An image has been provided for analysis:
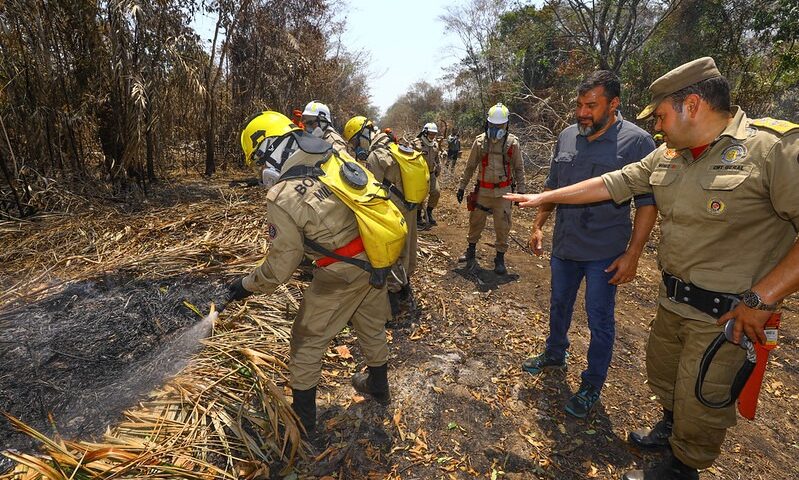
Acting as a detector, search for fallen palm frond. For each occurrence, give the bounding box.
[0,178,452,478]
[1,286,309,479]
[0,180,310,478]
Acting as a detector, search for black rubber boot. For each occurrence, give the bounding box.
[426,207,437,226]
[352,363,390,404]
[621,456,698,480]
[494,251,507,275]
[291,387,317,435]
[387,285,414,328]
[629,409,673,449]
[388,290,402,317]
[458,243,476,263]
[416,209,426,229]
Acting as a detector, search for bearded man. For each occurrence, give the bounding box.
[520,70,658,419]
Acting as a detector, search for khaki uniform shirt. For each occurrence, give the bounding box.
[242,150,366,294]
[459,133,526,197]
[323,127,348,152]
[602,107,799,322]
[413,137,440,176]
[367,133,403,193]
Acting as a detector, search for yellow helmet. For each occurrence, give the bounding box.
[240,111,300,165]
[343,115,373,142]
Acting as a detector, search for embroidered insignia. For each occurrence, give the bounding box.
[267,223,278,240]
[721,144,747,165]
[663,148,678,159]
[710,164,745,172]
[707,199,725,215]
[746,126,758,138]
[656,162,682,170]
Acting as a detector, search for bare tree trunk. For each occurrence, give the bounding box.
[0,147,27,218]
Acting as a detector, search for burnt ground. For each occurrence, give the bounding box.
[0,273,227,471]
[1,165,797,479]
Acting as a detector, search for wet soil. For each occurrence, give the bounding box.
[0,274,225,466]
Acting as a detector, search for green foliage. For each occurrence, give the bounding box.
[386,0,797,149]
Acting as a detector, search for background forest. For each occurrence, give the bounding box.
[1,0,797,218]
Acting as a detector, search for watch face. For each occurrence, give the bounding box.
[742,290,759,308]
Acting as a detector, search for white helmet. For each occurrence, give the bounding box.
[302,100,331,122]
[487,103,509,125]
[422,122,438,134]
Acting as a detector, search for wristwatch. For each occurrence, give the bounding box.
[740,289,779,311]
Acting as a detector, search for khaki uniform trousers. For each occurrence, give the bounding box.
[289,268,390,390]
[424,173,441,210]
[467,191,512,252]
[647,305,746,469]
[387,208,417,293]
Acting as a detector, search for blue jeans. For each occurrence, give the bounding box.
[545,255,618,390]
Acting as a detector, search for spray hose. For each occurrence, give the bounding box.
[695,319,757,409]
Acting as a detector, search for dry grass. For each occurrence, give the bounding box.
[0,180,311,478]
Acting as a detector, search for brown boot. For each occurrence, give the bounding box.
[352,363,390,404]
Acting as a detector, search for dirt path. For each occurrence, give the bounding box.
[1,168,797,480]
[311,163,799,479]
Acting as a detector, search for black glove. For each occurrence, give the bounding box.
[226,277,252,303]
[456,189,465,203]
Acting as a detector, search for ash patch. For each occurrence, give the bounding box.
[0,274,226,459]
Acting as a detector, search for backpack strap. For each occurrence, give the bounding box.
[479,137,513,189]
[278,152,332,181]
[382,178,417,211]
[303,237,390,289]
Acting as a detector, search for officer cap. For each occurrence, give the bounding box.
[637,57,722,120]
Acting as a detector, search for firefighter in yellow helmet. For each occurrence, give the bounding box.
[457,103,526,275]
[344,115,425,321]
[412,122,441,228]
[228,111,392,435]
[301,100,347,152]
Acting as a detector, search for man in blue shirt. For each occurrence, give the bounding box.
[522,71,658,418]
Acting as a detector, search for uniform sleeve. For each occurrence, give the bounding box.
[601,152,657,204]
[511,138,526,193]
[331,135,348,152]
[544,136,561,189]
[242,201,305,294]
[765,132,799,230]
[459,138,481,190]
[366,150,387,183]
[632,134,657,208]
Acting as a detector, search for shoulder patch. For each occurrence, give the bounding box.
[749,118,799,135]
[267,222,278,240]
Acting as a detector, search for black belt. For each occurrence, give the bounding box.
[662,272,740,319]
